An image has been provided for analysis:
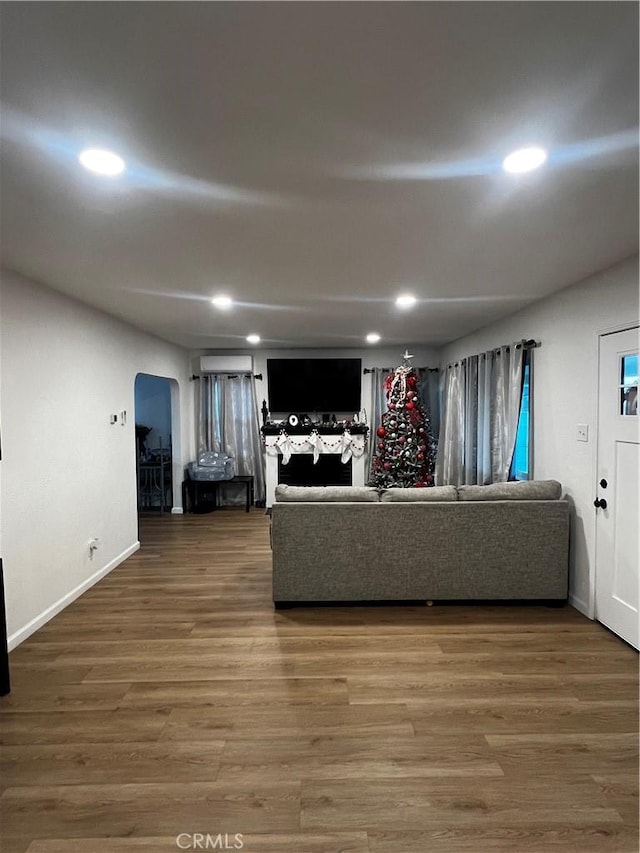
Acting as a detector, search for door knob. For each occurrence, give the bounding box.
[594,498,608,510]
[599,478,608,489]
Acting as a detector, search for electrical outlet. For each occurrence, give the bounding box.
[576,424,589,442]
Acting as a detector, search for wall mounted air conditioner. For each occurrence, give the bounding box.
[199,356,253,374]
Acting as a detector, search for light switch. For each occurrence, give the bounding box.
[576,424,589,442]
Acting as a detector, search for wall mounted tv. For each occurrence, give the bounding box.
[267,358,362,414]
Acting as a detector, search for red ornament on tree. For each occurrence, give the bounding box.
[377,427,386,438]
[406,401,414,410]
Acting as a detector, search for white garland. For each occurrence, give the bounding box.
[388,365,412,408]
[264,430,367,464]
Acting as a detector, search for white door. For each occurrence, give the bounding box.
[595,326,639,649]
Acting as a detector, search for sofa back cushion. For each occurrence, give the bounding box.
[457,479,562,501]
[380,486,458,502]
[274,484,380,502]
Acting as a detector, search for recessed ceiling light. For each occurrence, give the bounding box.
[395,294,416,308]
[211,295,233,309]
[78,148,125,176]
[502,146,547,174]
[246,334,261,344]
[366,333,381,344]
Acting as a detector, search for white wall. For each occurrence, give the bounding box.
[439,255,639,616]
[0,269,194,648]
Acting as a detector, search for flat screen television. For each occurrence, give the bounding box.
[267,358,362,414]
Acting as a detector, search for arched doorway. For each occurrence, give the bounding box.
[134,373,181,514]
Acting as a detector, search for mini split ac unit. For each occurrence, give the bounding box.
[199,356,253,373]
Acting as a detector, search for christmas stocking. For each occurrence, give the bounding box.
[276,431,293,465]
[308,429,323,464]
[340,430,353,464]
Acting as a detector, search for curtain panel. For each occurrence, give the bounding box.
[416,368,441,442]
[435,361,465,486]
[366,368,391,480]
[436,343,527,486]
[198,374,266,504]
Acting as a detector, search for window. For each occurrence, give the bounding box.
[620,353,638,416]
[511,354,531,480]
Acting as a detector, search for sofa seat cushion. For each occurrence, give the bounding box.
[457,479,562,501]
[380,486,458,502]
[274,484,380,502]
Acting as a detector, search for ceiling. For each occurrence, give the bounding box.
[1,2,638,350]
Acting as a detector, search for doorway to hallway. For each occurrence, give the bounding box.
[134,373,173,513]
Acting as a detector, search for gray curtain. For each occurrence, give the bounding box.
[198,374,266,504]
[436,343,525,486]
[435,361,465,485]
[490,345,524,482]
[367,368,391,480]
[416,367,441,441]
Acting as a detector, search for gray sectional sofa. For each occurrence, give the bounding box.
[271,480,569,607]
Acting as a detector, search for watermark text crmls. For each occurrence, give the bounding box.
[176,833,244,850]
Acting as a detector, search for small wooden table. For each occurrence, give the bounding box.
[183,474,254,513]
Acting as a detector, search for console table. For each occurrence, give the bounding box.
[182,474,254,514]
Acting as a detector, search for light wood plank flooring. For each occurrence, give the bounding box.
[1,511,638,852]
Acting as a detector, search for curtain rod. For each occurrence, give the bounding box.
[363,366,438,374]
[446,339,540,369]
[191,373,263,381]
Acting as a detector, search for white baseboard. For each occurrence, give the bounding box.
[568,592,591,619]
[7,541,140,651]
[171,507,183,515]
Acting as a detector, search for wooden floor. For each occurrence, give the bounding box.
[1,511,638,853]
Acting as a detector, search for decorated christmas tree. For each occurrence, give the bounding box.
[369,351,437,488]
